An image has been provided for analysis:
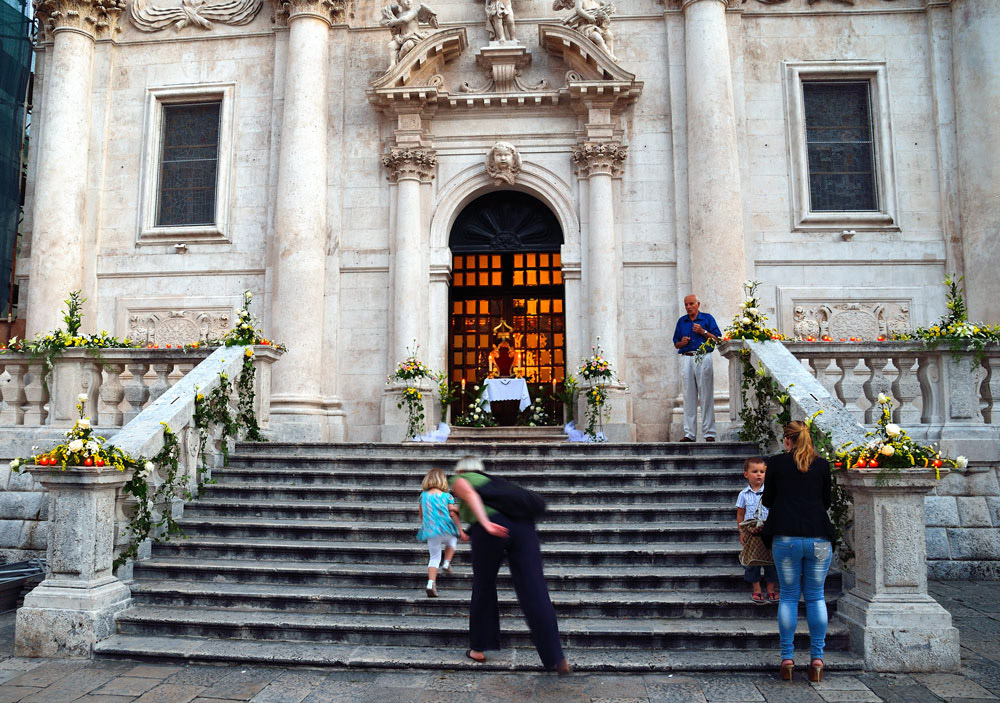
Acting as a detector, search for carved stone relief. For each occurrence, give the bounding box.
[382,148,438,183]
[572,142,627,178]
[128,309,231,346]
[35,0,127,38]
[485,142,521,185]
[552,0,617,62]
[379,0,438,70]
[791,302,910,341]
[129,0,261,32]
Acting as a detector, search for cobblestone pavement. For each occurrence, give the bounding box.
[0,581,998,703]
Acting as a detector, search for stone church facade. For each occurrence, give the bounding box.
[21,0,1000,442]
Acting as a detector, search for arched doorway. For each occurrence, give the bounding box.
[448,191,566,422]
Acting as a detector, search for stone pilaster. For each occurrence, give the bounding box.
[951,0,1000,321]
[26,0,123,336]
[381,148,436,442]
[268,0,342,441]
[15,467,131,657]
[837,469,961,671]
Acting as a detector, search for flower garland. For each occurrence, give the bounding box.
[578,339,621,441]
[398,386,427,439]
[695,280,785,360]
[834,394,966,479]
[892,274,1000,362]
[737,354,791,452]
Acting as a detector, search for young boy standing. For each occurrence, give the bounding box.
[736,457,779,604]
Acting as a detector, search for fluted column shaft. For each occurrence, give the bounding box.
[269,9,332,439]
[26,29,96,336]
[682,0,745,324]
[951,0,1000,320]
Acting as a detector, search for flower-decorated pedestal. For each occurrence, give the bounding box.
[15,465,132,657]
[381,380,437,442]
[837,468,960,672]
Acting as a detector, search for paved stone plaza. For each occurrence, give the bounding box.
[0,580,995,703]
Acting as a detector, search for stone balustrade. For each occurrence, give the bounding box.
[13,344,283,657]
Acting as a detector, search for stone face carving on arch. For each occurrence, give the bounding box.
[429,161,580,253]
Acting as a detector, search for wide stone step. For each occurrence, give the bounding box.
[233,441,759,460]
[223,454,754,475]
[213,465,746,489]
[111,607,852,650]
[153,537,743,567]
[173,517,738,544]
[128,580,840,619]
[197,482,737,505]
[93,636,864,672]
[132,558,844,592]
[446,426,568,443]
[181,499,735,522]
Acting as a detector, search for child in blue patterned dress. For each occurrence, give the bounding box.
[418,468,468,597]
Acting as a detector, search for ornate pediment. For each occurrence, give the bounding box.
[370,27,467,88]
[538,23,635,83]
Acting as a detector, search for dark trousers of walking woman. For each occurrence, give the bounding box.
[469,512,565,669]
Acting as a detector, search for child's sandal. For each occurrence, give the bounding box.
[768,592,779,603]
[751,592,765,604]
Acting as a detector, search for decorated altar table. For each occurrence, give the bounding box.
[482,377,532,412]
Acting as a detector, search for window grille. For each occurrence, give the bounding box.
[156,102,221,227]
[803,81,877,212]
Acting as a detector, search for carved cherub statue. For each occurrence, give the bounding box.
[485,142,522,184]
[380,0,439,69]
[552,0,617,61]
[484,0,515,43]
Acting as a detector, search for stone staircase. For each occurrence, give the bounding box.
[94,441,862,671]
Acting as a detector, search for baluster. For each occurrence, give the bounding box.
[862,357,891,423]
[981,353,1000,425]
[834,357,864,422]
[122,363,150,424]
[80,361,103,425]
[917,354,941,424]
[0,362,27,425]
[100,363,126,427]
[808,357,837,398]
[890,355,921,425]
[23,362,49,426]
[149,363,172,403]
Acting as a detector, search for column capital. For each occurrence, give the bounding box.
[572,141,627,178]
[273,0,348,26]
[677,0,740,11]
[383,148,438,183]
[34,0,126,38]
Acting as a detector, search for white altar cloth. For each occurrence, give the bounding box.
[482,378,532,412]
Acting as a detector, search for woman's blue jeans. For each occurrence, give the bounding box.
[772,536,833,660]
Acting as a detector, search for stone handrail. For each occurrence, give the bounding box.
[108,345,281,577]
[723,340,1000,461]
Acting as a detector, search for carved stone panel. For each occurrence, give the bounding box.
[791,302,910,341]
[127,309,231,346]
[129,0,262,32]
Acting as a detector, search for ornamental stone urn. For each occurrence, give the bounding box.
[15,465,132,657]
[837,468,960,672]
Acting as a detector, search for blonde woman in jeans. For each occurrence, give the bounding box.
[761,420,834,683]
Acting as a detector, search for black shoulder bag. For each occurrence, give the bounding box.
[467,471,547,521]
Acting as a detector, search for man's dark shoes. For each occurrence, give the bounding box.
[706,437,716,442]
[680,436,695,442]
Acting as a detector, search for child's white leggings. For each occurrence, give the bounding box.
[426,534,458,568]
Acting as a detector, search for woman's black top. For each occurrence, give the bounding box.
[761,452,834,541]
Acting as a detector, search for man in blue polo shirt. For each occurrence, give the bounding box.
[673,294,722,442]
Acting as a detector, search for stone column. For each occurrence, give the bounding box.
[837,469,960,672]
[26,0,123,336]
[682,0,744,322]
[15,466,131,657]
[572,142,633,441]
[381,148,436,441]
[951,0,1000,321]
[269,0,339,441]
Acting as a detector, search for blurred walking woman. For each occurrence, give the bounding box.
[761,421,834,683]
[449,456,570,674]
